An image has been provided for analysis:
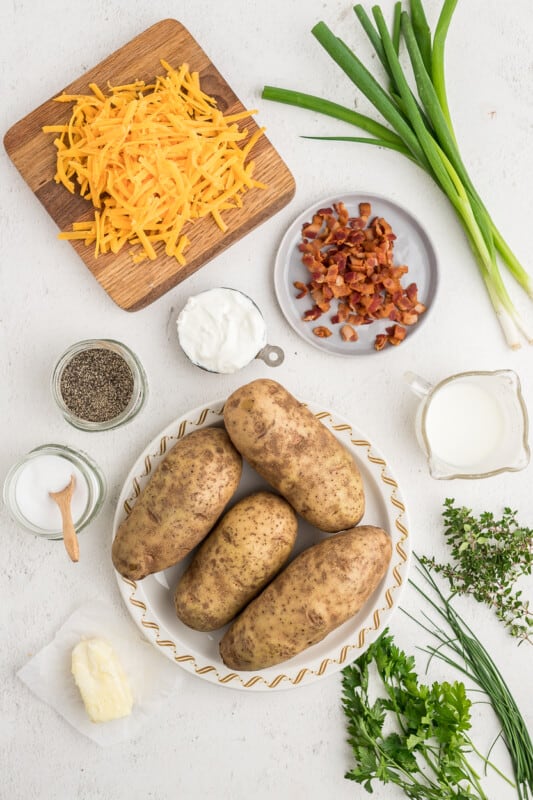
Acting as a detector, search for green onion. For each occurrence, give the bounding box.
[262,1,533,348]
[406,556,533,800]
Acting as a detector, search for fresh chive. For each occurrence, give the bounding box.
[407,556,533,800]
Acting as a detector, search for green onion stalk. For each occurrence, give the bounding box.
[262,1,533,349]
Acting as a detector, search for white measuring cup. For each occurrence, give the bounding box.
[404,369,530,479]
[176,287,284,374]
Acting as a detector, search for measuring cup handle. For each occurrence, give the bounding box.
[256,344,285,367]
[404,371,433,398]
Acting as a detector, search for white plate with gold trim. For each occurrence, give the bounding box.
[112,398,410,691]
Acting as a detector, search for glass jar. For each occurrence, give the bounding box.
[51,339,148,431]
[3,444,106,539]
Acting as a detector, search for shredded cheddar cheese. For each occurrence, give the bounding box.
[42,61,267,265]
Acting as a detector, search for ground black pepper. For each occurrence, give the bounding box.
[59,348,134,423]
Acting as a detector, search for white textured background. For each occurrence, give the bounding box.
[1,1,532,798]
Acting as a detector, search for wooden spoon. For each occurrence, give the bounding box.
[49,475,79,562]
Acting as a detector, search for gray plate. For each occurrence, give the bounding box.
[274,192,439,357]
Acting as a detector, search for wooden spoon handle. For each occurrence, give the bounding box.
[59,504,80,562]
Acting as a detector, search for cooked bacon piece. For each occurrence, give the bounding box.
[312,326,332,338]
[293,281,308,299]
[303,306,322,321]
[386,324,407,345]
[334,201,350,226]
[374,333,388,351]
[341,324,358,342]
[310,286,331,313]
[330,303,350,325]
[301,214,325,239]
[406,282,418,303]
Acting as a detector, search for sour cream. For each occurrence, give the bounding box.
[177,288,267,374]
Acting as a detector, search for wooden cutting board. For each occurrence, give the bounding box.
[4,19,296,311]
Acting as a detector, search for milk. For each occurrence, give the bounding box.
[405,368,529,479]
[424,379,505,469]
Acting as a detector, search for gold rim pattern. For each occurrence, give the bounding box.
[115,402,409,690]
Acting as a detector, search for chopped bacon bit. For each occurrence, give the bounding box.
[313,326,332,338]
[303,305,322,322]
[341,324,358,342]
[401,311,419,326]
[406,282,418,302]
[293,200,427,350]
[293,281,308,299]
[374,333,388,351]
[367,294,383,316]
[310,286,331,312]
[301,214,324,239]
[334,201,350,226]
[386,324,407,344]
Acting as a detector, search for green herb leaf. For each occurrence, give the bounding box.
[341,629,501,799]
[419,498,533,643]
[408,557,533,799]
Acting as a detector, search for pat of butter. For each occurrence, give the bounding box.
[71,638,133,723]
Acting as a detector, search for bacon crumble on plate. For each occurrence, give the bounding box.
[294,201,427,350]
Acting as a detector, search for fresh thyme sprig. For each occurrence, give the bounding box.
[419,498,533,644]
[342,630,512,799]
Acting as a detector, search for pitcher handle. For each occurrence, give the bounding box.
[404,371,433,398]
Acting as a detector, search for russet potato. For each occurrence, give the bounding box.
[223,379,365,532]
[112,426,242,580]
[174,491,298,631]
[219,525,392,671]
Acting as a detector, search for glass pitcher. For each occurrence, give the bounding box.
[405,369,530,479]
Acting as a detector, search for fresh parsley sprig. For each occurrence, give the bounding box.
[420,499,533,644]
[342,630,510,799]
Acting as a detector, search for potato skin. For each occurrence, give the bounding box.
[174,491,298,631]
[112,427,242,580]
[219,526,392,671]
[223,379,364,532]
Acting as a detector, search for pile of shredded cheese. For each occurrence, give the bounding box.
[42,60,267,265]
